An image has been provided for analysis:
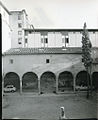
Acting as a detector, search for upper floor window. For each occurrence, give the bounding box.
[9,59,13,64]
[25,31,28,36]
[46,59,50,63]
[18,38,22,44]
[18,31,22,35]
[65,35,69,43]
[41,35,48,43]
[18,23,22,28]
[18,14,21,20]
[45,38,48,43]
[62,35,69,47]
[25,38,28,43]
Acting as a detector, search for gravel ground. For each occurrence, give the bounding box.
[2,92,98,120]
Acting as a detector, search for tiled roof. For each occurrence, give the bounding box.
[3,47,82,55]
[23,28,98,32]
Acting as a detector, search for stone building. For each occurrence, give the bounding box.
[3,47,98,94]
[1,3,98,94]
[9,9,32,48]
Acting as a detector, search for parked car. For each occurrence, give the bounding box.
[75,86,88,91]
[4,85,16,92]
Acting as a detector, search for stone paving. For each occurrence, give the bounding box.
[2,92,98,120]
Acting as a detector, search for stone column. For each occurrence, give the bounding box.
[38,77,40,95]
[20,78,22,94]
[73,75,76,92]
[56,75,58,94]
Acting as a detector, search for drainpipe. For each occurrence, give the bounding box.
[38,76,40,95]
[73,76,76,92]
[20,78,22,94]
[56,75,58,94]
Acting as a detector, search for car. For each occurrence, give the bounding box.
[4,85,16,92]
[75,86,88,91]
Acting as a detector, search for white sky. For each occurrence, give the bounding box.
[2,0,98,28]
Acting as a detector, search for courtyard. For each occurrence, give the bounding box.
[2,92,98,120]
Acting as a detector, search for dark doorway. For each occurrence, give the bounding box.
[22,72,38,92]
[40,71,56,93]
[58,71,73,92]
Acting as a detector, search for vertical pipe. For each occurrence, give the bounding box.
[56,75,58,94]
[73,76,76,92]
[20,78,22,94]
[38,77,40,94]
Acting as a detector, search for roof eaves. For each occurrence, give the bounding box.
[0,1,11,15]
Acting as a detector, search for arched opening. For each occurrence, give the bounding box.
[40,71,56,93]
[76,71,90,91]
[22,72,38,92]
[4,72,20,92]
[92,72,98,91]
[58,71,73,92]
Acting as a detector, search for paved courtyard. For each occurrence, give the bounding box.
[2,92,98,120]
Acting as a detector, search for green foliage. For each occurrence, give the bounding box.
[82,23,93,69]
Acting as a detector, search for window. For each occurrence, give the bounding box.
[29,31,32,34]
[41,35,48,44]
[46,59,50,63]
[18,31,22,35]
[62,35,69,47]
[25,31,28,36]
[18,23,22,28]
[9,59,13,64]
[18,14,21,20]
[18,38,22,44]
[41,38,43,43]
[66,37,69,43]
[45,38,48,43]
[25,38,28,43]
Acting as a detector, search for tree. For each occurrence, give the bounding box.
[82,22,93,98]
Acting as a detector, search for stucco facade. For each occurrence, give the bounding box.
[3,47,98,94]
[23,29,98,48]
[0,1,11,53]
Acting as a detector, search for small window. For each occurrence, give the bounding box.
[45,38,48,43]
[29,31,32,34]
[66,38,69,43]
[41,38,43,43]
[65,36,69,43]
[9,59,13,64]
[18,23,22,28]
[18,31,22,35]
[82,58,84,62]
[46,59,50,63]
[18,14,21,20]
[18,38,22,44]
[25,38,28,43]
[93,31,95,34]
[25,31,28,36]
[62,38,65,43]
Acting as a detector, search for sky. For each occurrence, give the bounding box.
[2,0,98,29]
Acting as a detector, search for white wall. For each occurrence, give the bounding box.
[26,31,98,48]
[28,32,41,47]
[0,5,11,53]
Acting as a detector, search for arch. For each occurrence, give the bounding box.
[40,71,56,93]
[4,72,20,91]
[76,71,90,88]
[92,72,98,91]
[22,72,38,92]
[58,71,73,92]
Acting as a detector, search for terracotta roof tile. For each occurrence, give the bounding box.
[3,47,82,55]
